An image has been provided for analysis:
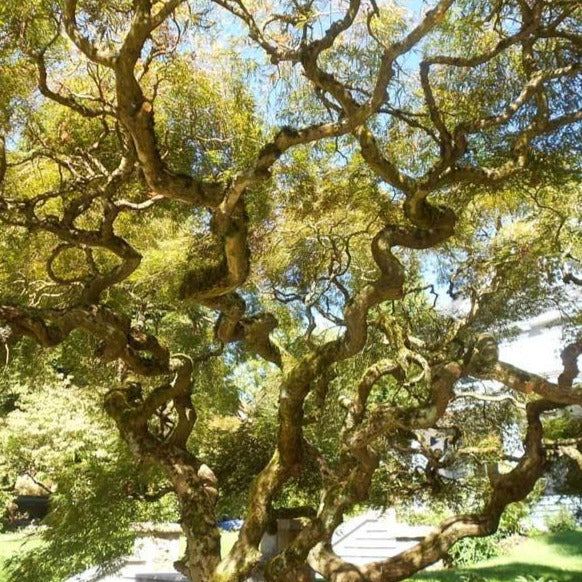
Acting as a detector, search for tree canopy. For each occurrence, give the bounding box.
[0,0,581,581]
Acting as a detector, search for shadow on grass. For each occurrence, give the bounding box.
[542,530,582,558]
[413,564,581,582]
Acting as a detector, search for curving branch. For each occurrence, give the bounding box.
[33,47,108,118]
[360,0,581,197]
[415,2,545,166]
[456,64,581,135]
[464,334,581,404]
[0,303,170,375]
[211,0,301,64]
[367,0,454,114]
[24,214,142,304]
[62,0,117,66]
[454,391,526,410]
[471,360,582,406]
[558,337,582,390]
[544,438,582,470]
[356,126,415,193]
[340,199,456,358]
[0,136,6,190]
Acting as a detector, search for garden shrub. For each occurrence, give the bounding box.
[448,532,504,567]
[545,508,577,533]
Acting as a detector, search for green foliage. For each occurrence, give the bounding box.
[201,412,321,517]
[544,414,582,442]
[155,58,263,180]
[0,379,112,488]
[544,509,577,534]
[448,533,504,567]
[414,524,582,582]
[498,499,533,536]
[4,448,177,582]
[204,418,276,517]
[544,413,582,495]
[0,373,178,580]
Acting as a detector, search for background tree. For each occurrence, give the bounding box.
[0,1,581,581]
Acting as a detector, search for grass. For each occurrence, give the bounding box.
[413,530,582,582]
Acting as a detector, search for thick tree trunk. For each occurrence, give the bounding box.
[161,451,221,581]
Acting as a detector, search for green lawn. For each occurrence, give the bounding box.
[413,530,582,582]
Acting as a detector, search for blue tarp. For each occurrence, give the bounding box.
[218,519,244,531]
